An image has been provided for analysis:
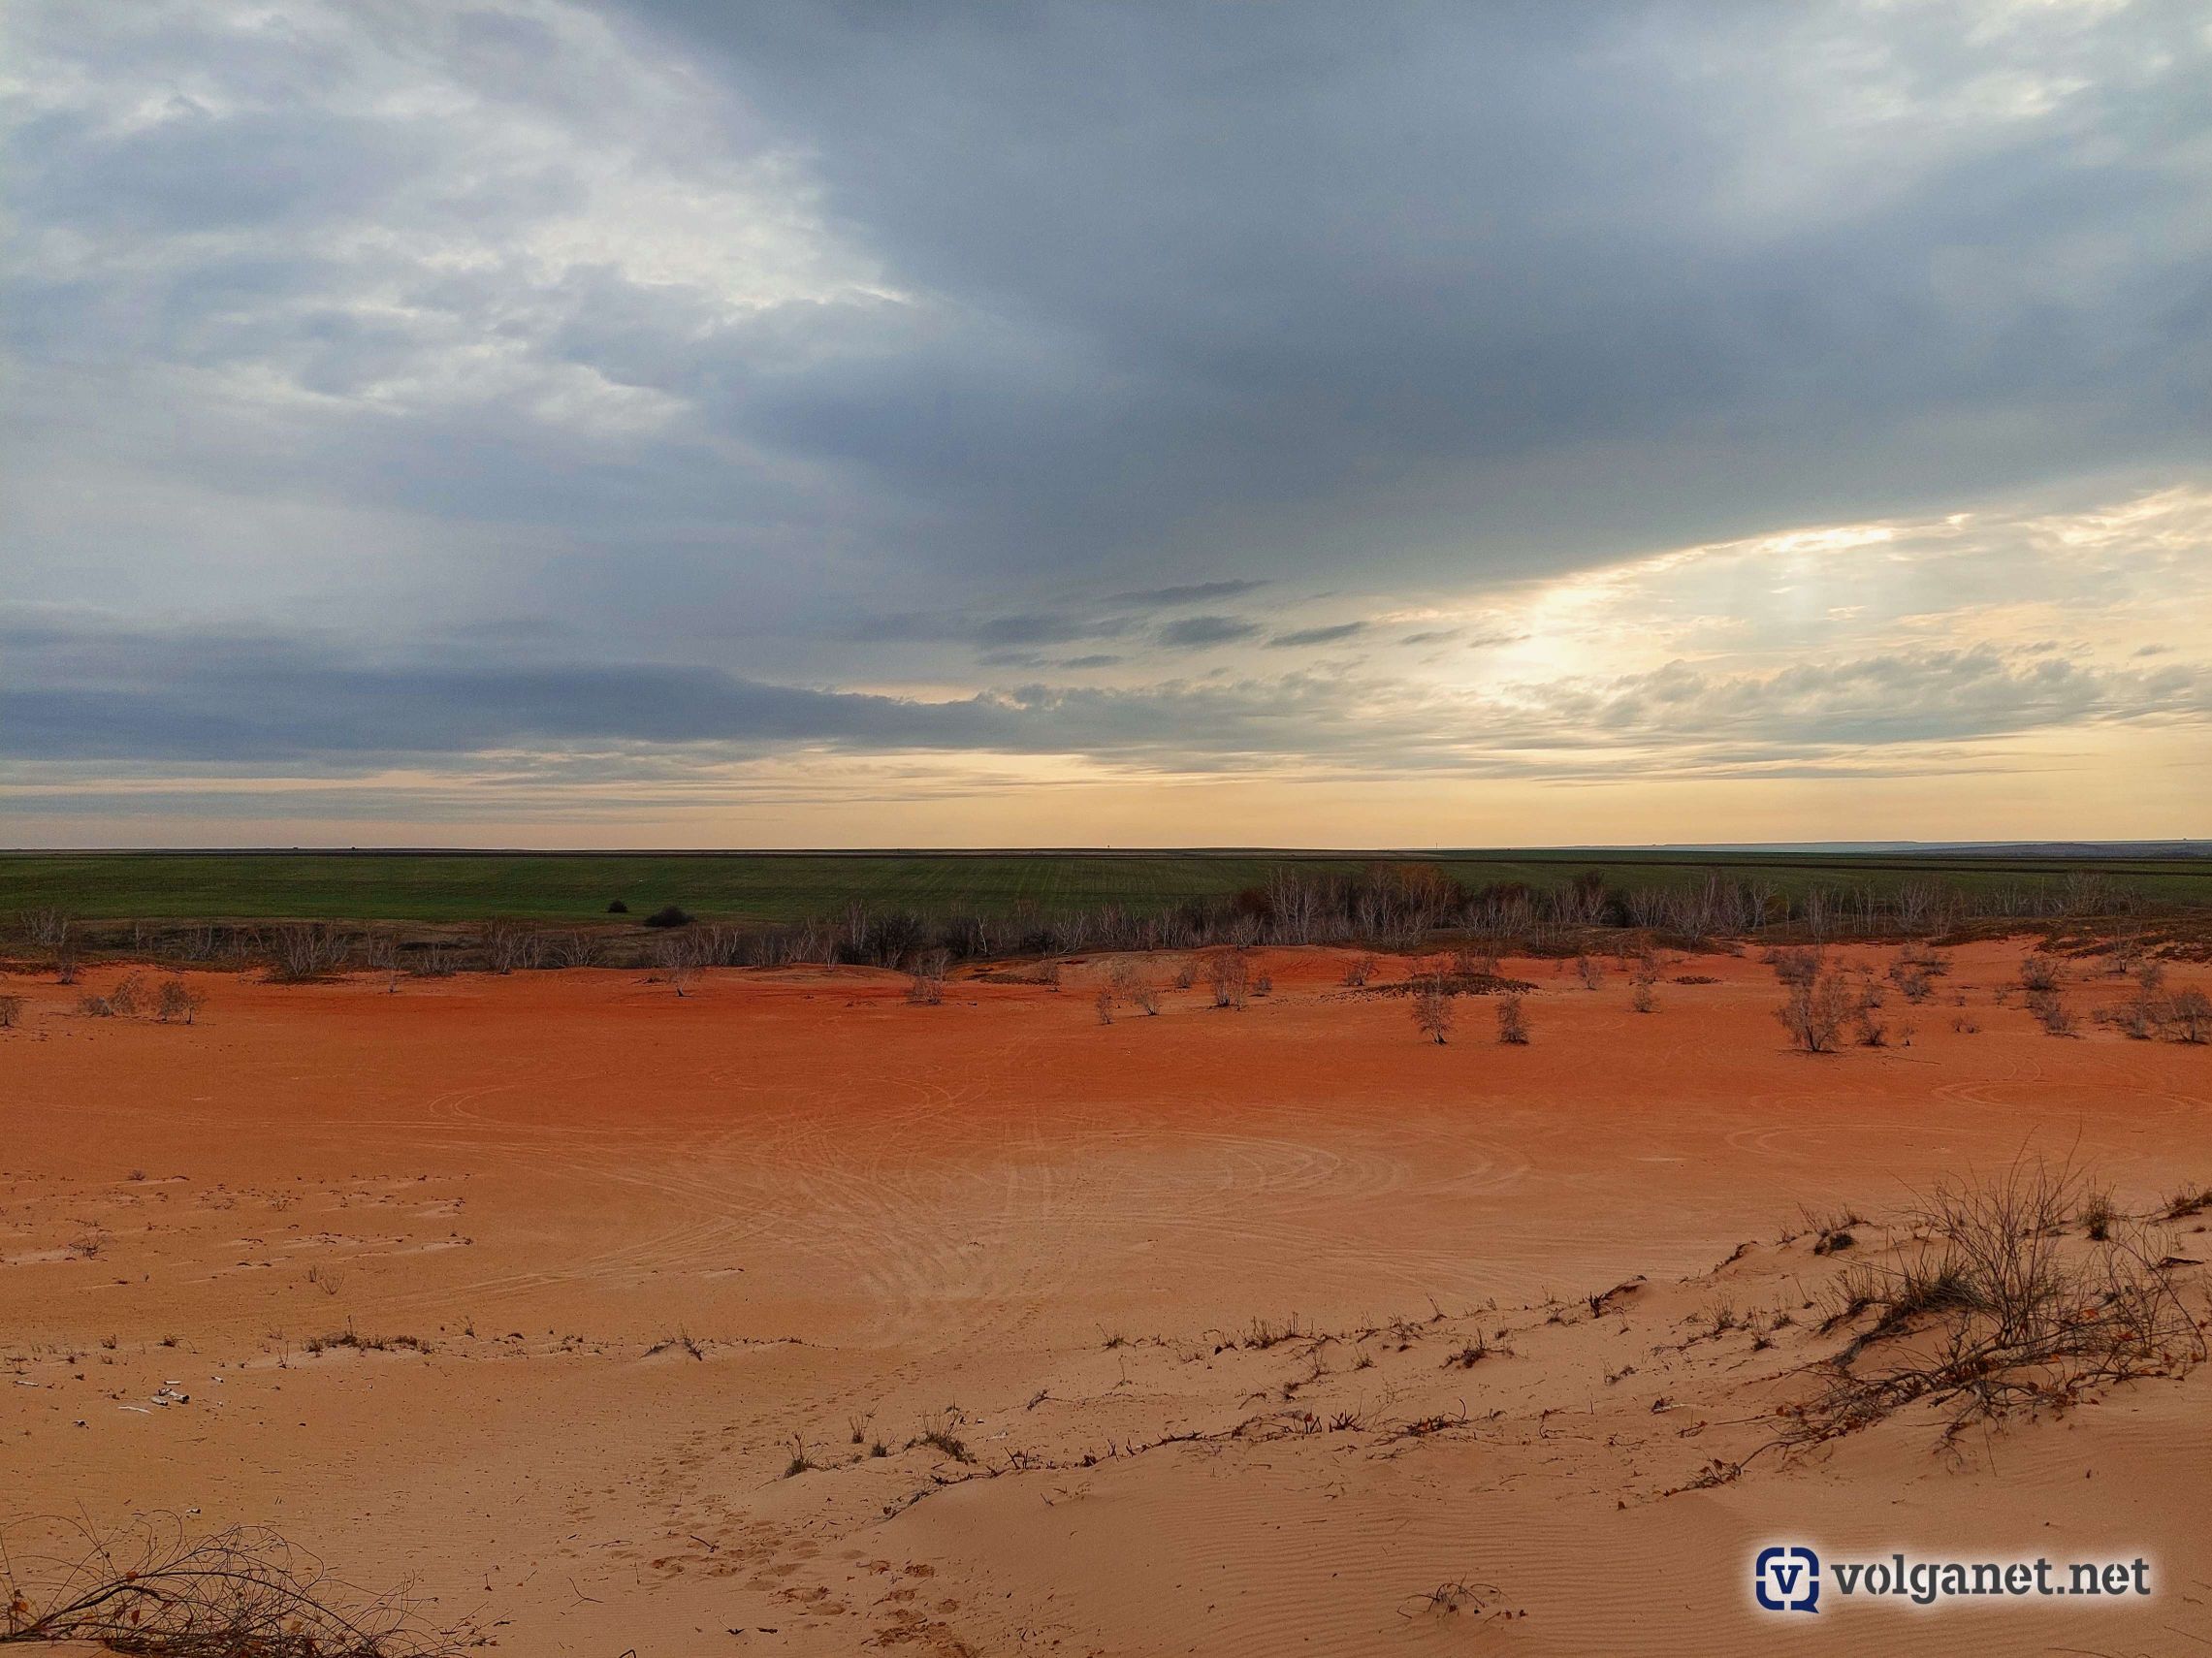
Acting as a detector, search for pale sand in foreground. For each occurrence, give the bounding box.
[3,941,2208,1655]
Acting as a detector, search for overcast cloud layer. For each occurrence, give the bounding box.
[3,1,2207,845]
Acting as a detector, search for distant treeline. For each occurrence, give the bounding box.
[10,862,2187,978]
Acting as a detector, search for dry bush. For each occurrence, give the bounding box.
[1780,1160,2205,1451]
[1130,984,1160,1015]
[478,921,543,974]
[1495,992,1529,1045]
[16,909,72,950]
[153,978,202,1025]
[266,924,346,984]
[0,995,20,1031]
[1204,948,1249,1010]
[1573,953,1602,990]
[1342,953,1376,988]
[1888,944,1946,1004]
[1630,980,1655,1014]
[2172,987,2211,1044]
[1094,989,1114,1025]
[105,972,145,1018]
[1171,960,1197,990]
[1776,974,1852,1053]
[905,948,949,1006]
[2110,994,2159,1040]
[1764,945,1821,988]
[1411,981,1455,1044]
[2025,986,2076,1036]
[76,993,117,1019]
[0,1513,468,1655]
[1851,994,1887,1048]
[541,929,604,969]
[2018,954,2059,994]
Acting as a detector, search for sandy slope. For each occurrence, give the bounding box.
[2,941,2207,1655]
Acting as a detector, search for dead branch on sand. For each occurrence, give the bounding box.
[2,1514,473,1655]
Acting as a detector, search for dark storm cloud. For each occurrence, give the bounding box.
[610,0,2212,583]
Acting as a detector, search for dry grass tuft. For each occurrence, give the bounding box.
[1779,1158,2205,1451]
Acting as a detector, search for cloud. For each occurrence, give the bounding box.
[1105,581,1270,609]
[1156,615,1263,649]
[4,3,2210,838]
[1267,622,1366,648]
[8,608,2198,790]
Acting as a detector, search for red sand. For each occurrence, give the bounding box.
[4,941,2207,1654]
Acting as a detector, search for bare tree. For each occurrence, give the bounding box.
[1204,948,1249,1010]
[267,923,346,983]
[1411,980,1455,1044]
[1777,974,1852,1053]
[478,921,543,974]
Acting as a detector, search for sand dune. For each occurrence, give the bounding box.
[3,941,2207,1654]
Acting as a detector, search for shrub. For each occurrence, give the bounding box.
[1411,981,1454,1044]
[2026,986,2076,1036]
[1630,980,1655,1014]
[1205,948,1249,1010]
[905,948,949,1006]
[1095,989,1114,1025]
[2172,987,2211,1044]
[104,972,145,1017]
[154,978,202,1024]
[479,921,543,973]
[1495,992,1529,1045]
[0,994,20,1030]
[1765,946,1820,988]
[643,905,692,929]
[267,922,346,983]
[1782,1158,2204,1450]
[2018,955,2059,994]
[1778,975,1852,1053]
[1574,953,1602,990]
[606,898,629,914]
[1342,953,1376,988]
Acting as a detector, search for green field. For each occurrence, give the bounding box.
[1,848,2208,925]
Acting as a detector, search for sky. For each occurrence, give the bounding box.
[2,0,2207,848]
